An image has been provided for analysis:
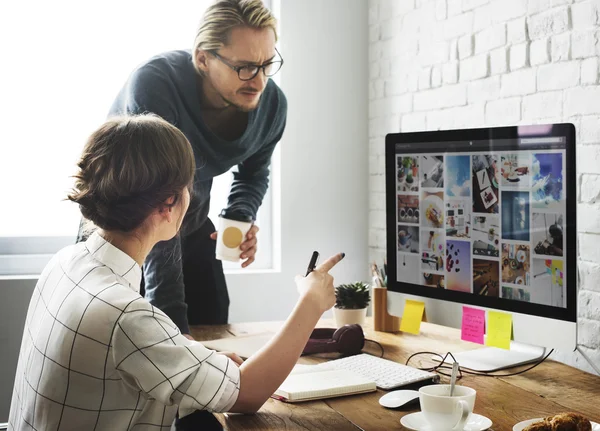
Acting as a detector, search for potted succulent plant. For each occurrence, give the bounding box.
[488,227,495,241]
[333,282,371,328]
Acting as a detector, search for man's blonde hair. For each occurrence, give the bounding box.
[193,0,278,73]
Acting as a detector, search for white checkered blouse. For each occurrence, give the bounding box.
[9,232,240,430]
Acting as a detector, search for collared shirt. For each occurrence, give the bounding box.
[9,232,240,430]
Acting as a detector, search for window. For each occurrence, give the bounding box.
[0,0,278,275]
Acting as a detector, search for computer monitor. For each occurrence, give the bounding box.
[385,123,577,372]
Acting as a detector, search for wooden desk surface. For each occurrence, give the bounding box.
[190,319,600,430]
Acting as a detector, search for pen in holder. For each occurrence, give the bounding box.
[372,262,400,332]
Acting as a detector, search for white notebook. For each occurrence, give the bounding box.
[273,364,377,403]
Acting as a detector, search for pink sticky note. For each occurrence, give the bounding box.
[461,306,485,345]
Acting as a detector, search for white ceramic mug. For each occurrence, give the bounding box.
[419,384,476,431]
[215,210,253,262]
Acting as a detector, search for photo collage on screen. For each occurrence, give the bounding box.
[396,149,567,308]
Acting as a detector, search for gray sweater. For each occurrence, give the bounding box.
[109,50,287,332]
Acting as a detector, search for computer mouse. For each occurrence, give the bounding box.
[378,389,420,409]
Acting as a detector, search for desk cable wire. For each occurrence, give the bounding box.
[405,349,555,379]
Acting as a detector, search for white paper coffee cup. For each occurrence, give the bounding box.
[215,210,253,262]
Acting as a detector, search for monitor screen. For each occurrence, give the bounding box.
[386,124,576,322]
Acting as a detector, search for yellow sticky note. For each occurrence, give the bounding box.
[400,300,425,334]
[485,311,512,350]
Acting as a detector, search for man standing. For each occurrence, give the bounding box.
[101,0,286,336]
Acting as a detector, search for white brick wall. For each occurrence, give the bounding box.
[369,0,600,374]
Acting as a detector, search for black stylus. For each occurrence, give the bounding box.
[305,251,319,276]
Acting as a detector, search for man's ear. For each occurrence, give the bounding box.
[196,49,210,74]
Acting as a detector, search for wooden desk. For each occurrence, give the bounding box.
[191,319,600,430]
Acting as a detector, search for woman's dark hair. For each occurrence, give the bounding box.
[68,115,195,232]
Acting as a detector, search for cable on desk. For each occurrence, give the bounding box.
[406,349,555,379]
[364,339,385,357]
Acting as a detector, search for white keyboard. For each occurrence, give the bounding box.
[316,353,440,390]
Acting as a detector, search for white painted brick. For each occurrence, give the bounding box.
[501,68,537,97]
[551,32,571,62]
[428,103,486,130]
[571,1,599,29]
[565,86,600,116]
[473,4,492,33]
[527,7,571,40]
[385,78,407,97]
[378,1,392,22]
[369,138,385,157]
[432,66,442,87]
[510,42,529,70]
[369,98,387,119]
[490,47,509,75]
[392,0,416,17]
[459,34,474,59]
[420,41,451,66]
[450,39,459,61]
[414,84,468,110]
[580,319,600,349]
[579,290,600,320]
[401,112,427,132]
[577,143,600,173]
[443,62,459,84]
[507,17,528,44]
[435,0,447,20]
[528,0,572,15]
[580,115,600,144]
[370,41,383,62]
[380,39,395,60]
[582,57,599,85]
[581,174,600,203]
[419,66,433,90]
[369,192,386,211]
[462,0,490,11]
[380,59,391,78]
[579,234,600,267]
[444,12,474,39]
[579,203,600,234]
[448,0,463,17]
[370,25,381,43]
[407,68,420,92]
[475,24,506,54]
[522,91,563,120]
[490,0,527,23]
[459,53,490,81]
[403,9,423,35]
[485,97,521,124]
[369,2,378,26]
[538,61,580,91]
[381,18,396,41]
[467,76,501,103]
[392,34,419,59]
[530,39,551,65]
[572,31,598,59]
[370,62,380,80]
[372,79,384,99]
[369,173,385,193]
[369,115,398,138]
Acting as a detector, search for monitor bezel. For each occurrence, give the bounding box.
[385,123,576,323]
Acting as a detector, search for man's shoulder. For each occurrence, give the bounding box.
[128,50,193,86]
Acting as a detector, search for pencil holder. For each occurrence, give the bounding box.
[373,286,400,332]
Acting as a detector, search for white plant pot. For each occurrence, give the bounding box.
[333,307,367,328]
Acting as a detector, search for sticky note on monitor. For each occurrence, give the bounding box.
[485,310,512,350]
[461,306,485,345]
[400,300,425,334]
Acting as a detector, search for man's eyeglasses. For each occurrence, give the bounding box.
[210,47,284,81]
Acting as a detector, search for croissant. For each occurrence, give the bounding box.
[523,412,592,431]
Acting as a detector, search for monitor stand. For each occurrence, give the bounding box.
[433,341,547,372]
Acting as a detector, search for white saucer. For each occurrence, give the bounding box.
[513,418,600,431]
[400,412,492,431]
